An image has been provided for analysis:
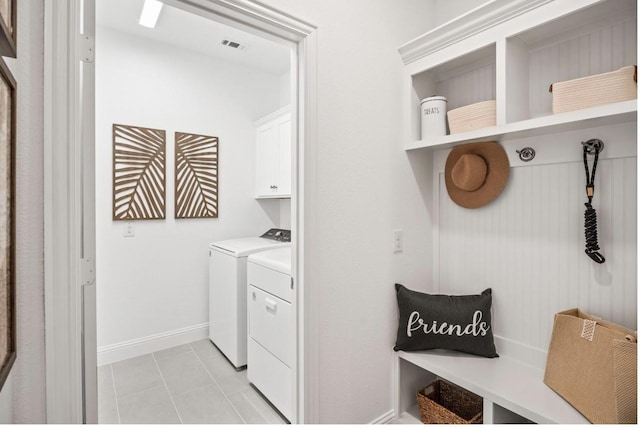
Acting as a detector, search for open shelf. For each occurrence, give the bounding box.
[409,44,496,143]
[396,350,589,424]
[505,0,636,123]
[406,99,636,151]
[400,0,637,151]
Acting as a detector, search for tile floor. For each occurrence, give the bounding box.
[98,339,288,424]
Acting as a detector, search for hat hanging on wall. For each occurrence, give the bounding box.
[445,141,509,209]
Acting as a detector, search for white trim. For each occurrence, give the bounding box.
[297,28,319,425]
[44,0,85,423]
[254,104,291,127]
[161,0,315,42]
[369,410,395,424]
[397,0,553,64]
[97,323,210,366]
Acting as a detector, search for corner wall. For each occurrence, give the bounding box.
[95,27,285,360]
[262,0,437,423]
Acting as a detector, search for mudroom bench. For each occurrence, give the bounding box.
[394,350,588,424]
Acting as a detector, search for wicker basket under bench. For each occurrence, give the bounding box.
[417,379,483,424]
[395,350,590,424]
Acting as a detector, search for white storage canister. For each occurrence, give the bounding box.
[420,96,447,138]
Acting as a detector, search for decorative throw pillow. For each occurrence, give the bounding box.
[394,284,498,358]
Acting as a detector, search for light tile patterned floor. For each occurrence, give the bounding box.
[98,339,288,424]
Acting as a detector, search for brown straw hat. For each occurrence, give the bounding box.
[445,141,509,209]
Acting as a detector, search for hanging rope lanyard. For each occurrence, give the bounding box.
[582,139,605,264]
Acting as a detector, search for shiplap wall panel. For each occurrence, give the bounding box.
[437,157,637,358]
[436,62,496,111]
[528,17,637,118]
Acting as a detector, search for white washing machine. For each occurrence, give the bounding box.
[209,229,290,369]
[247,247,294,421]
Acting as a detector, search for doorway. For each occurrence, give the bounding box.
[95,0,293,423]
[43,0,317,424]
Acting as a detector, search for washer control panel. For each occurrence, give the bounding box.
[261,228,291,242]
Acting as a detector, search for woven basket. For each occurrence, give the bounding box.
[416,379,483,424]
[447,100,496,134]
[549,65,637,114]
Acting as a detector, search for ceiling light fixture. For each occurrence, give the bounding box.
[139,0,163,28]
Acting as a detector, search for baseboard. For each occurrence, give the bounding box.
[369,410,395,424]
[97,322,209,366]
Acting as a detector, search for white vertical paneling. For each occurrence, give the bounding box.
[435,62,496,111]
[526,16,636,118]
[436,156,637,362]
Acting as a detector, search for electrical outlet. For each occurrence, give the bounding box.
[123,222,135,237]
[393,229,403,253]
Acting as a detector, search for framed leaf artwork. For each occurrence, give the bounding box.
[0,57,16,390]
[112,124,166,220]
[0,0,15,58]
[175,132,218,219]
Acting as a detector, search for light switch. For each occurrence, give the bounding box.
[124,222,135,237]
[393,229,403,253]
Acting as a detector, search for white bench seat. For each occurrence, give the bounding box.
[396,350,589,424]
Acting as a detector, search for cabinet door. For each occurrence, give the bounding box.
[255,109,292,198]
[275,113,292,196]
[255,122,278,197]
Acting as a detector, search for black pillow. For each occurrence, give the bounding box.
[394,284,498,358]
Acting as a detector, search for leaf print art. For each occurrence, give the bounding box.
[175,132,218,219]
[112,124,166,220]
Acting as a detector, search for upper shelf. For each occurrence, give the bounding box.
[406,100,637,151]
[399,0,637,151]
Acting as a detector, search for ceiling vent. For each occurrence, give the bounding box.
[221,39,244,50]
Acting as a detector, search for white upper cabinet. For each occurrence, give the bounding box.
[399,0,637,151]
[255,106,292,199]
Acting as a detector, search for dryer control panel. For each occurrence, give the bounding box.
[261,228,291,242]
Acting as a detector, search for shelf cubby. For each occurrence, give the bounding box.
[506,0,637,123]
[409,44,496,143]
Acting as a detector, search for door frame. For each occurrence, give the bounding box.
[43,0,319,423]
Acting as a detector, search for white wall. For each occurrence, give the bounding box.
[2,0,46,423]
[95,27,285,355]
[262,0,437,423]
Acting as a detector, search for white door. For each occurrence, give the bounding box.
[80,0,98,423]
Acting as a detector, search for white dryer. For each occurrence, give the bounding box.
[209,229,290,369]
[247,247,294,421]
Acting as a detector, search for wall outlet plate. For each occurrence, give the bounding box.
[393,229,403,253]
[123,222,135,237]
